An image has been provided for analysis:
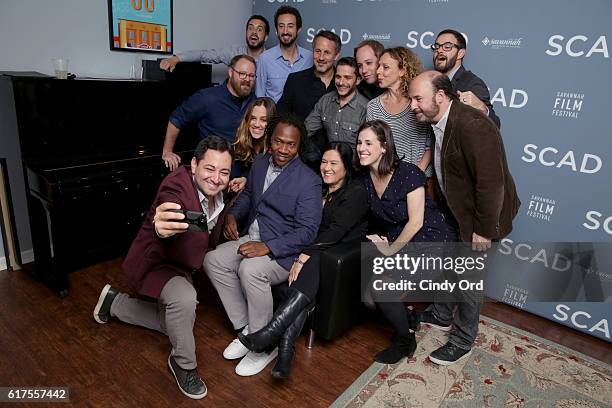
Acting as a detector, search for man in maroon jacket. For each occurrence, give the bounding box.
[93,136,233,399]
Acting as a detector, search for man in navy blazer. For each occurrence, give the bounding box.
[432,29,501,128]
[204,114,322,377]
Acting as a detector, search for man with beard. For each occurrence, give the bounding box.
[354,39,385,100]
[255,6,313,102]
[409,71,519,365]
[304,57,367,151]
[160,15,269,71]
[277,30,340,121]
[204,114,321,377]
[162,55,256,171]
[432,29,500,128]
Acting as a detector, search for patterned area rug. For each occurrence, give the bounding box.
[331,316,612,408]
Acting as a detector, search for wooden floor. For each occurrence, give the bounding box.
[0,259,609,408]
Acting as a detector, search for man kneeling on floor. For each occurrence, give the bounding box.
[93,136,232,399]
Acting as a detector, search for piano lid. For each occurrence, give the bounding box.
[6,71,209,171]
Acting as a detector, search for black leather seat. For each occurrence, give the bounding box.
[311,242,364,341]
[271,241,365,346]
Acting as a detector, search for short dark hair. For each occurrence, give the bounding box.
[247,14,270,36]
[322,141,355,186]
[354,39,384,60]
[274,6,302,30]
[336,56,359,77]
[437,29,466,49]
[266,113,307,152]
[313,30,341,54]
[430,72,459,102]
[194,135,235,162]
[357,120,400,176]
[228,54,256,69]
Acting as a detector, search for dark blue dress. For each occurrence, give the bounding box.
[363,161,453,243]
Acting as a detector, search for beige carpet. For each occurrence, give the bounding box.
[331,316,611,408]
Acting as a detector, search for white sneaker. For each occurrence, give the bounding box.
[235,348,278,377]
[223,326,249,360]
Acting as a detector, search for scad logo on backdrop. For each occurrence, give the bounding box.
[491,88,528,109]
[362,33,392,42]
[583,210,612,236]
[406,31,468,50]
[321,0,336,4]
[552,91,584,119]
[526,194,556,223]
[481,36,523,50]
[553,304,609,340]
[498,239,573,274]
[306,27,352,45]
[546,35,609,58]
[521,144,603,175]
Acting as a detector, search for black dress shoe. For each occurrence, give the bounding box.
[374,333,417,364]
[429,342,472,366]
[271,306,310,379]
[417,310,451,331]
[93,284,119,324]
[239,288,311,353]
[168,355,207,399]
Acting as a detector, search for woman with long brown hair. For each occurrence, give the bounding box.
[228,97,277,192]
[357,120,454,364]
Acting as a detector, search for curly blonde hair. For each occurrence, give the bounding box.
[382,47,424,97]
[234,97,277,163]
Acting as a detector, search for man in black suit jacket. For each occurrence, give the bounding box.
[277,30,340,121]
[432,29,501,128]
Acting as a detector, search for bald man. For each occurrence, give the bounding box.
[408,71,519,365]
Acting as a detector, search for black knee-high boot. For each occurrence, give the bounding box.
[238,287,311,353]
[271,306,309,379]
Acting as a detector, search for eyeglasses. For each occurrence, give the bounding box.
[430,42,463,52]
[248,25,266,33]
[231,68,256,80]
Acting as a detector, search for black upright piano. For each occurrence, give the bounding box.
[0,66,211,296]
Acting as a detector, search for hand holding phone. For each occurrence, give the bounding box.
[167,209,208,233]
[153,203,190,238]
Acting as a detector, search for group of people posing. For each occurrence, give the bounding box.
[93,6,520,400]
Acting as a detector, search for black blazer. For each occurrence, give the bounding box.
[277,67,336,121]
[303,180,368,255]
[452,65,501,129]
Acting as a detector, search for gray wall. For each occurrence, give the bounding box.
[0,0,251,265]
[0,0,251,81]
[254,0,611,342]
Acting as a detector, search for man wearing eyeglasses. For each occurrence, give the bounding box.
[162,55,256,171]
[160,15,269,71]
[432,29,500,128]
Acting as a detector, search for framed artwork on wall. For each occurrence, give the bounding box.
[107,0,173,54]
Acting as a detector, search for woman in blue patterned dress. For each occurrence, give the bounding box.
[357,119,455,364]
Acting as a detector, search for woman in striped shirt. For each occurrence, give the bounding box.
[366,47,432,177]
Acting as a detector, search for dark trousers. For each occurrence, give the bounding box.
[430,212,484,350]
[290,251,321,300]
[430,285,484,350]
